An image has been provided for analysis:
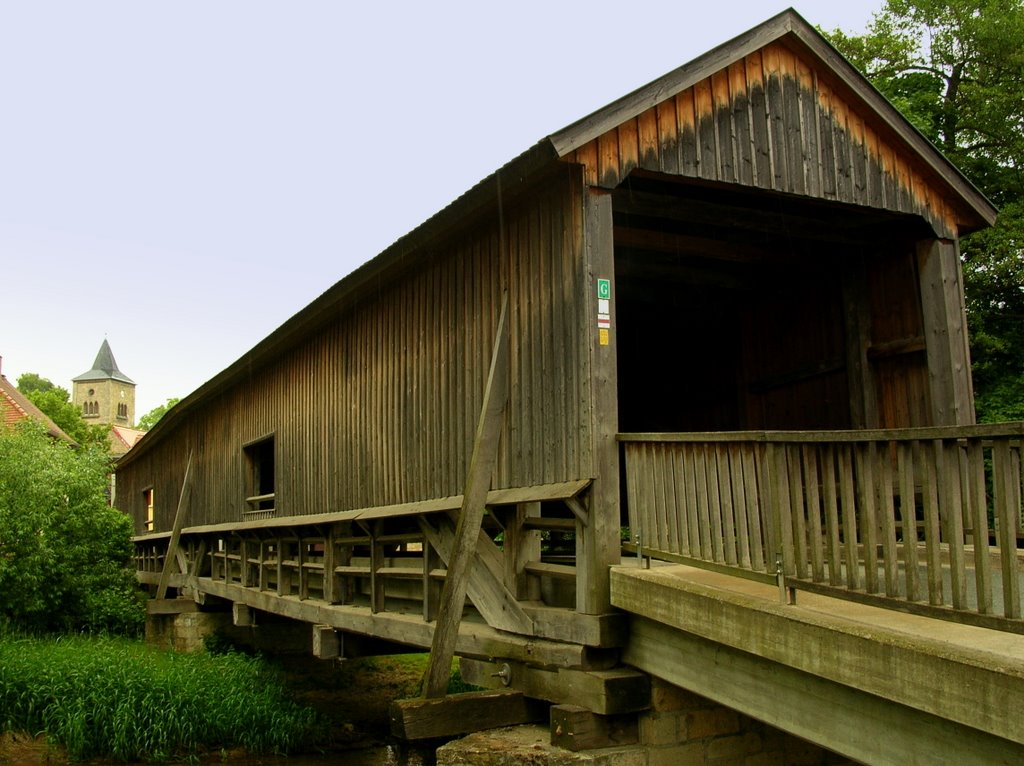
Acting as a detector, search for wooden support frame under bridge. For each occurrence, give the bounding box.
[135,477,627,660]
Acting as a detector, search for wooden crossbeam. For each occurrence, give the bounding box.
[422,293,514,699]
[156,451,193,600]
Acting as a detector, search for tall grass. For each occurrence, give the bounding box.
[0,633,327,761]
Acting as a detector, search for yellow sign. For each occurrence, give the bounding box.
[599,328,610,346]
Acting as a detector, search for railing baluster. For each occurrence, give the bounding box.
[821,445,843,586]
[993,441,1021,618]
[939,440,967,609]
[741,444,765,571]
[706,445,725,563]
[837,444,860,591]
[768,444,796,576]
[877,442,899,598]
[856,442,879,594]
[966,439,992,614]
[896,442,920,602]
[802,445,825,583]
[641,443,658,556]
[695,445,714,560]
[666,447,684,556]
[732,445,752,569]
[787,445,808,579]
[919,441,944,606]
[624,444,640,553]
[683,444,702,557]
[718,444,738,566]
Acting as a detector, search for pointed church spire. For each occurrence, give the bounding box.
[73,339,135,384]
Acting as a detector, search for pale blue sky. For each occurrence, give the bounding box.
[0,1,882,417]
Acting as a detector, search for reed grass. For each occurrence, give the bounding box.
[0,633,327,762]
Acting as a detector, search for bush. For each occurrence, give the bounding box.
[0,633,327,761]
[0,421,145,634]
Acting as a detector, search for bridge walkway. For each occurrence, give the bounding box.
[612,561,1024,764]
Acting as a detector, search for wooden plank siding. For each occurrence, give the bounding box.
[564,40,962,240]
[117,170,595,532]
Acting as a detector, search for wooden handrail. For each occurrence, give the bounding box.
[622,427,1024,633]
[618,421,1024,443]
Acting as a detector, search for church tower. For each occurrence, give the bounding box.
[73,339,136,427]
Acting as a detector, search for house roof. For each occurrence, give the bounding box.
[547,8,995,229]
[0,374,76,443]
[73,339,135,385]
[118,8,997,468]
[110,426,146,455]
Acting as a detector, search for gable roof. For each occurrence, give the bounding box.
[118,8,996,467]
[0,374,76,443]
[110,425,146,456]
[549,7,995,236]
[74,339,135,385]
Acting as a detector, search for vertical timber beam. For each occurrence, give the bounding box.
[841,254,879,428]
[917,239,975,425]
[505,502,542,600]
[580,186,621,615]
[156,451,194,600]
[422,292,511,698]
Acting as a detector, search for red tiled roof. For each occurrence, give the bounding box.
[0,374,76,443]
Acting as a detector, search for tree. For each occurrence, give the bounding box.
[16,373,110,447]
[825,0,1024,422]
[0,420,145,634]
[137,397,181,431]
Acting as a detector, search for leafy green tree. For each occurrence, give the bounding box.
[0,420,145,634]
[15,372,57,395]
[16,373,110,447]
[825,0,1024,422]
[138,397,181,431]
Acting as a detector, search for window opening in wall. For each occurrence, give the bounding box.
[243,436,276,518]
[143,488,155,531]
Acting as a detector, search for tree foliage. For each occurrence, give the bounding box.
[0,421,144,634]
[825,0,1024,422]
[137,397,181,431]
[16,373,110,447]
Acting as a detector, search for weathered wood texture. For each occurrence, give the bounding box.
[391,691,545,741]
[567,41,963,239]
[423,294,513,697]
[621,424,1024,630]
[118,170,592,531]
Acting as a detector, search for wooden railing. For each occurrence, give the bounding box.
[620,424,1024,631]
[133,480,596,640]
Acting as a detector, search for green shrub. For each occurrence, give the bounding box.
[0,633,327,761]
[0,421,145,635]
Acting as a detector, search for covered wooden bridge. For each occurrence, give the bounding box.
[121,10,1024,764]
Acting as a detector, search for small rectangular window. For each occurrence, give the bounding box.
[143,488,155,531]
[243,436,275,518]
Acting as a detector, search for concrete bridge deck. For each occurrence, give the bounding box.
[611,562,1024,764]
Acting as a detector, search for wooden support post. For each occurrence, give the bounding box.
[422,293,511,699]
[370,522,385,614]
[550,704,639,751]
[422,540,441,622]
[233,602,253,627]
[156,451,193,600]
[391,690,545,741]
[323,526,337,604]
[841,255,879,428]
[579,187,621,614]
[460,657,651,716]
[297,535,308,600]
[312,624,339,659]
[504,501,542,600]
[276,537,287,596]
[917,239,975,426]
